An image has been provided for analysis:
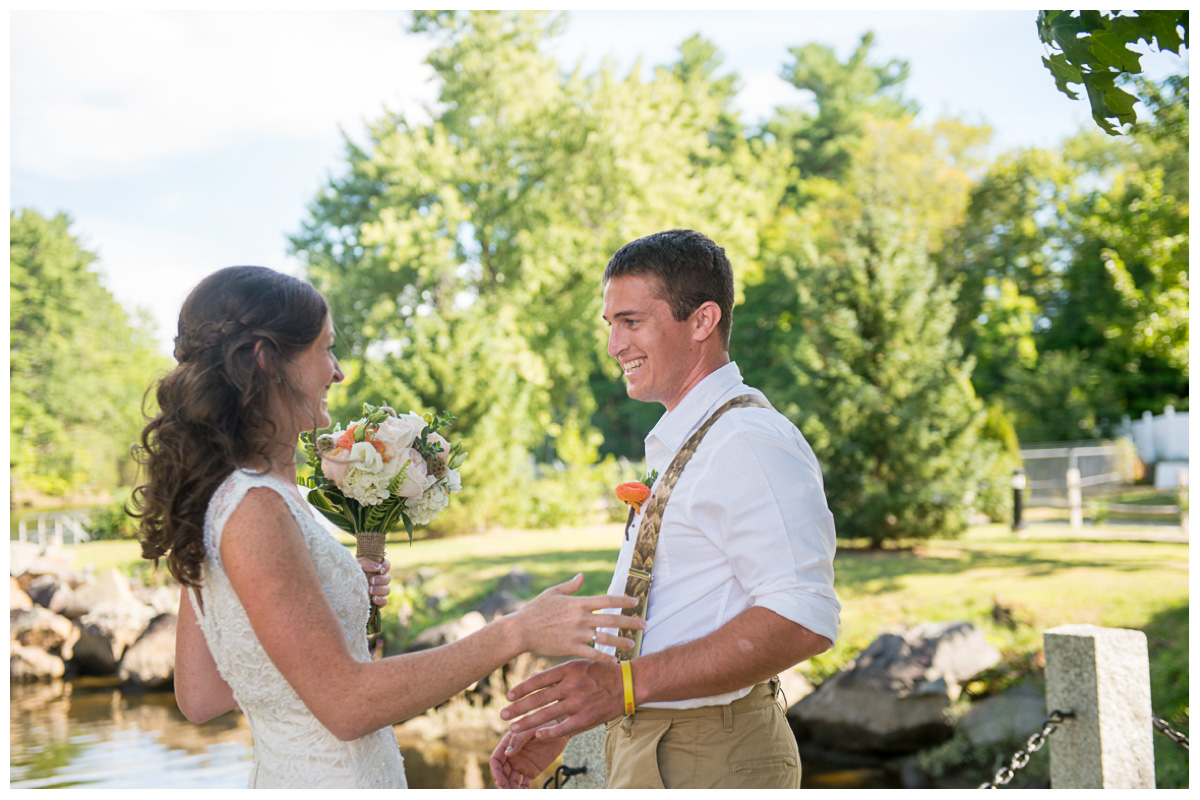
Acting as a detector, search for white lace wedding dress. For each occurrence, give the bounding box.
[189,469,408,788]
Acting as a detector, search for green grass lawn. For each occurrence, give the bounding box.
[60,519,1188,786]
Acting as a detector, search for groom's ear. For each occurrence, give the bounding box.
[690,301,722,343]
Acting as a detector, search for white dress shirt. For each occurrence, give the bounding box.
[600,362,840,709]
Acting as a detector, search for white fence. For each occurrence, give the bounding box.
[15,509,95,546]
[1018,440,1132,508]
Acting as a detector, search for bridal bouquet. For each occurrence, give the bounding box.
[300,402,467,636]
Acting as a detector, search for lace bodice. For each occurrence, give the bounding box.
[190,469,407,788]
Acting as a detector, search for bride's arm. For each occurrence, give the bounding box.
[221,487,638,742]
[174,589,238,723]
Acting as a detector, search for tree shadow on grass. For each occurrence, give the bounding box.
[829,544,1179,596]
[393,548,623,621]
[1142,602,1188,789]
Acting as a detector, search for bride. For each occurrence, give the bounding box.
[131,266,640,788]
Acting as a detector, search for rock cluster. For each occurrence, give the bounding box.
[786,620,1050,788]
[11,548,537,695]
[10,542,179,690]
[789,620,1003,754]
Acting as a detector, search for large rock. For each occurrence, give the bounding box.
[44,581,84,619]
[10,577,32,611]
[778,667,815,708]
[494,569,533,597]
[407,611,487,651]
[24,571,92,612]
[70,568,136,613]
[71,600,157,675]
[119,613,177,690]
[11,641,66,682]
[10,541,42,576]
[11,606,78,655]
[472,590,526,622]
[133,584,180,616]
[957,683,1047,747]
[25,574,62,608]
[791,621,1001,754]
[14,546,79,588]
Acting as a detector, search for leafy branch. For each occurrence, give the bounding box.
[1037,10,1188,134]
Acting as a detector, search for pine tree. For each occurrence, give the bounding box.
[773,206,991,546]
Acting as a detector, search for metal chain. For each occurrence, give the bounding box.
[543,764,587,789]
[979,710,1073,789]
[1153,716,1189,751]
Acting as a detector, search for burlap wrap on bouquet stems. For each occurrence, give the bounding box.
[354,531,387,640]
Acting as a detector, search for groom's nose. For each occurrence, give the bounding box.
[607,325,623,359]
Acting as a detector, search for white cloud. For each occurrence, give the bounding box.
[12,10,437,180]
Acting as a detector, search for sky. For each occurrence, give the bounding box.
[9,7,1189,354]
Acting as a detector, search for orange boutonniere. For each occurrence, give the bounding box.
[615,469,659,514]
[615,481,651,514]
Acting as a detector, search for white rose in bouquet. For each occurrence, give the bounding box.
[349,440,385,473]
[393,447,436,500]
[372,415,420,460]
[399,411,427,433]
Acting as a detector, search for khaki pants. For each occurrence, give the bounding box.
[603,681,801,789]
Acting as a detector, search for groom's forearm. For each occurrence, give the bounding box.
[632,606,830,705]
[502,607,830,739]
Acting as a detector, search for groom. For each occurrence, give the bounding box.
[491,229,841,789]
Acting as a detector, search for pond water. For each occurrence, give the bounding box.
[9,681,495,789]
[10,681,899,789]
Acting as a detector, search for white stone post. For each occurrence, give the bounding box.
[560,726,607,788]
[1066,467,1083,529]
[1044,625,1155,788]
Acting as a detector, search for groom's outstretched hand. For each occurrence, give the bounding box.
[500,659,624,741]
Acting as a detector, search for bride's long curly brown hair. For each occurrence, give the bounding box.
[130,266,329,587]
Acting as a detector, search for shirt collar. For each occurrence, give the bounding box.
[646,362,744,457]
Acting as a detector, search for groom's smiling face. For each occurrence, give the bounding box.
[602,273,700,411]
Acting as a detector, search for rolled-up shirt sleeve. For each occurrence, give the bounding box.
[686,424,841,645]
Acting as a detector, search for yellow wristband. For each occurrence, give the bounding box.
[621,660,636,715]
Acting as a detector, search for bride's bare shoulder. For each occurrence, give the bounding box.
[221,485,305,561]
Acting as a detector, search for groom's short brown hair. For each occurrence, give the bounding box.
[602,229,734,349]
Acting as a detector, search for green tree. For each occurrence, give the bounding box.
[1037,10,1188,134]
[947,77,1187,439]
[937,146,1083,399]
[291,11,779,525]
[1130,74,1189,202]
[10,209,170,497]
[765,32,917,205]
[1002,350,1122,441]
[742,117,993,546]
[1045,162,1189,420]
[760,203,990,547]
[736,32,999,544]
